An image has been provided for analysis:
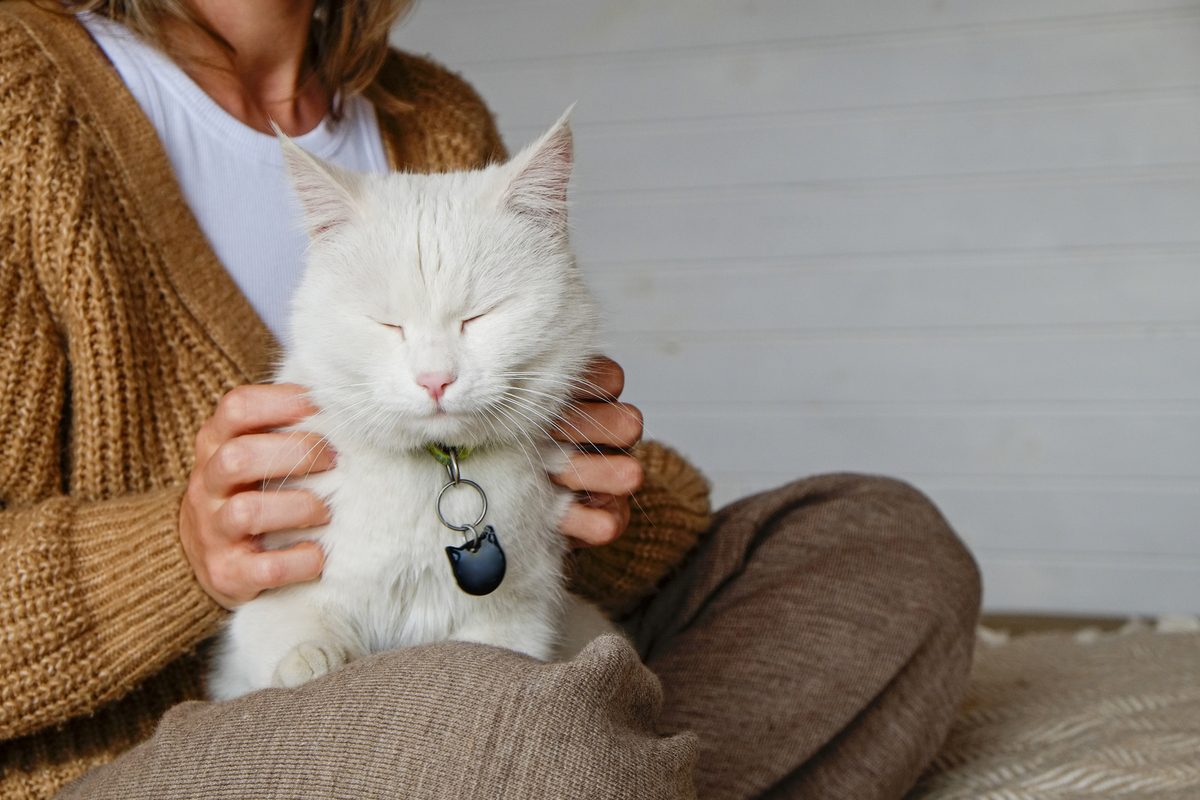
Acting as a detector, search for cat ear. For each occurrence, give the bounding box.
[276,124,359,239]
[499,106,574,233]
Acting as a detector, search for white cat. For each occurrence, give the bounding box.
[208,111,614,701]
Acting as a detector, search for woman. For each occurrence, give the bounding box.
[0,1,981,798]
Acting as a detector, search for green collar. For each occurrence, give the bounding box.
[426,443,472,467]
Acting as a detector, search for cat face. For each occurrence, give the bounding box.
[281,112,597,451]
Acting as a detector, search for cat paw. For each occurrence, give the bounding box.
[272,641,348,688]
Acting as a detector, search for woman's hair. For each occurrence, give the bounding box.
[56,0,416,117]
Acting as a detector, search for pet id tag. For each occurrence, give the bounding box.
[434,447,506,596]
[446,525,506,596]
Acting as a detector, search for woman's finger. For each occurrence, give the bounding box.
[553,401,643,448]
[574,355,624,401]
[559,494,629,547]
[215,489,332,540]
[551,452,644,496]
[206,541,326,606]
[238,542,326,593]
[204,430,336,495]
[196,383,318,462]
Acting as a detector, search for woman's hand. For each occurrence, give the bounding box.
[179,384,334,609]
[552,356,645,547]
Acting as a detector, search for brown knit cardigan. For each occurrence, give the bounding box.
[0,3,711,796]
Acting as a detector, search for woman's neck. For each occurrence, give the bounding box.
[163,0,330,135]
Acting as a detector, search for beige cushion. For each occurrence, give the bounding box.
[55,635,698,800]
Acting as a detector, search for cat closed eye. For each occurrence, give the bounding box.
[379,321,405,339]
[461,299,509,332]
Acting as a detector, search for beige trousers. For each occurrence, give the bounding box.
[57,475,980,800]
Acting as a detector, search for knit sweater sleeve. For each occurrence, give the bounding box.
[0,492,220,741]
[0,16,223,741]
[568,442,713,617]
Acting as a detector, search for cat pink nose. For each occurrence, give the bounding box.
[416,372,455,402]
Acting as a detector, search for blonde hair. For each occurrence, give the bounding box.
[56,0,416,117]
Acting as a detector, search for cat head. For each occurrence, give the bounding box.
[278,110,598,453]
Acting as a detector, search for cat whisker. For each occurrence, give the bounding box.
[503,385,639,451]
[265,407,373,493]
[471,408,505,447]
[493,397,590,491]
[500,372,615,402]
[497,391,622,459]
[504,379,657,454]
[497,400,602,493]
[361,408,402,453]
[500,390,653,528]
[257,417,343,498]
[495,402,630,530]
[498,392,576,442]
[262,394,383,493]
[483,402,548,479]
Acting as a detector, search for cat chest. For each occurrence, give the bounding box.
[310,450,564,586]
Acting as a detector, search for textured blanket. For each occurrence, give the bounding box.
[908,620,1200,799]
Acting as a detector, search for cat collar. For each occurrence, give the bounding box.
[426,442,472,473]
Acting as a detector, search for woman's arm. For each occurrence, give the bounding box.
[0,228,220,739]
[0,18,227,740]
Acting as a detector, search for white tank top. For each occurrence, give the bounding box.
[78,13,390,342]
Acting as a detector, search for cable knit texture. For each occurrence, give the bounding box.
[569,441,713,618]
[0,3,712,796]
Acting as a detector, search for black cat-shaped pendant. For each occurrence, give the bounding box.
[445,526,506,596]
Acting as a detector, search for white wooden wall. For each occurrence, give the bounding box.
[392,0,1200,616]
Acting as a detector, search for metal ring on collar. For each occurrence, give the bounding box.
[436,479,488,532]
[458,523,484,549]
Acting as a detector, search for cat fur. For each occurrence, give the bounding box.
[208,111,611,700]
